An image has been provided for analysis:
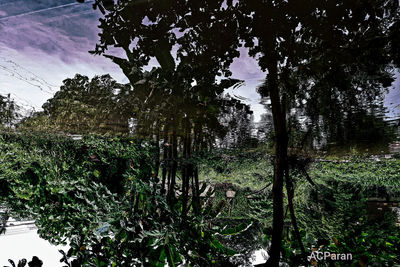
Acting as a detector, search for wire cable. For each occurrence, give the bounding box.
[0,0,94,21]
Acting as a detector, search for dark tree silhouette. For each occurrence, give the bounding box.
[5,257,42,267]
[80,0,400,265]
[82,0,249,216]
[237,1,400,265]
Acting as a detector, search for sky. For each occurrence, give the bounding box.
[0,0,399,122]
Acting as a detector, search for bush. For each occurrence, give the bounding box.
[0,133,234,266]
[292,160,400,266]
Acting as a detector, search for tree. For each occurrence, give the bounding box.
[317,101,396,152]
[218,95,255,148]
[237,1,400,265]
[0,94,20,129]
[82,0,400,265]
[21,74,131,134]
[83,0,248,219]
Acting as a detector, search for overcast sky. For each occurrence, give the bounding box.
[0,0,398,121]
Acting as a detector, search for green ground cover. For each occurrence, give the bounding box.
[198,148,400,266]
[198,146,273,190]
[0,133,238,266]
[1,134,399,266]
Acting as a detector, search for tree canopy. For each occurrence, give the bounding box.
[20,74,131,134]
[79,0,400,265]
[237,1,399,264]
[0,94,20,129]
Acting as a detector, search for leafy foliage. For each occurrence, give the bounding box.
[294,160,400,266]
[197,147,273,190]
[19,75,131,134]
[236,0,400,263]
[0,132,238,266]
[200,147,400,265]
[0,94,20,129]
[83,2,400,263]
[5,256,43,267]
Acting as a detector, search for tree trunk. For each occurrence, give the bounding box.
[167,128,177,203]
[154,121,160,180]
[181,121,191,217]
[192,124,201,214]
[263,55,288,267]
[285,167,307,266]
[192,166,200,214]
[161,123,169,195]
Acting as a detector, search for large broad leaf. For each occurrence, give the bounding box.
[211,238,237,256]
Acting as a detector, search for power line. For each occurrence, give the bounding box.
[0,90,38,111]
[0,4,98,102]
[0,56,58,89]
[0,65,54,95]
[0,0,94,21]
[36,9,94,26]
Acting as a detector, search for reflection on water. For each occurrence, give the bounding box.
[0,227,68,267]
[389,141,400,154]
[0,211,67,267]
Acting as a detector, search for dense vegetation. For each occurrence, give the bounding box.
[1,0,399,266]
[84,1,400,264]
[0,132,242,266]
[0,132,399,266]
[198,148,400,266]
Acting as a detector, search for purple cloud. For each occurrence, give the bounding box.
[0,0,127,112]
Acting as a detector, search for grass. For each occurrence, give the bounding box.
[198,146,400,219]
[198,146,273,191]
[200,147,400,192]
[199,146,400,265]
